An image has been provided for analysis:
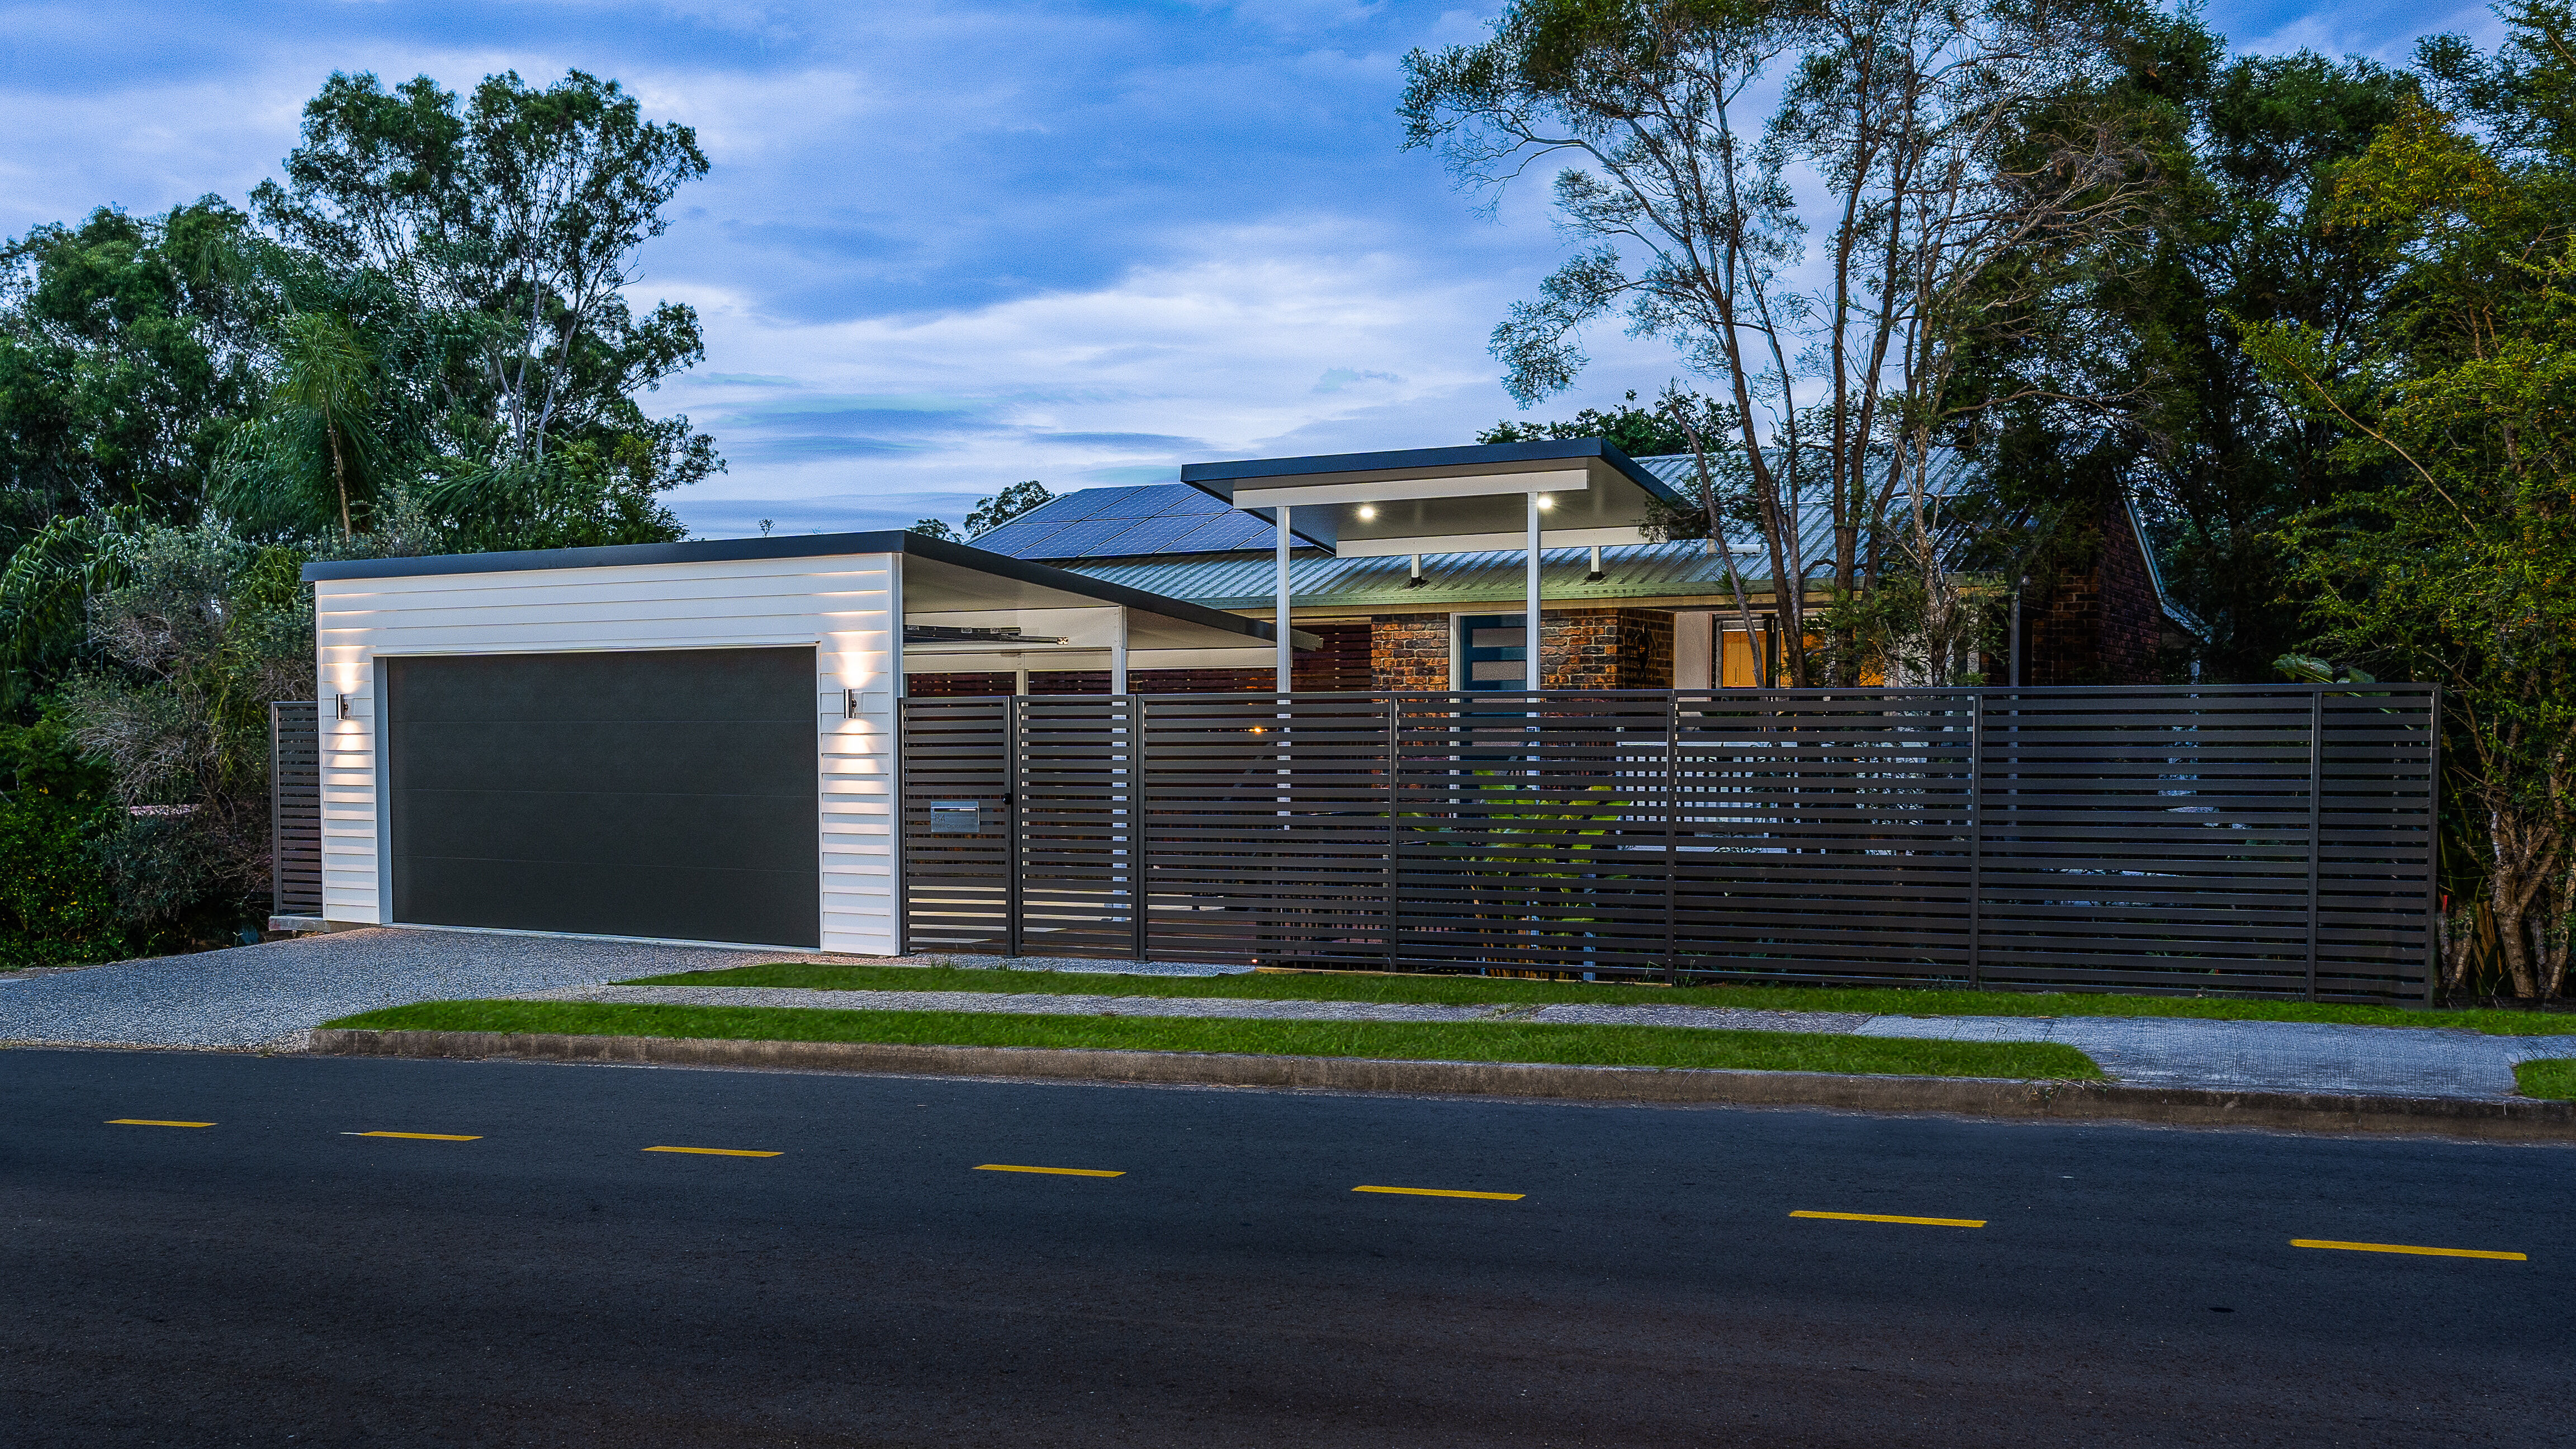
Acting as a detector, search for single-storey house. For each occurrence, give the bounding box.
[921,438,2187,695]
[293,435,2182,955]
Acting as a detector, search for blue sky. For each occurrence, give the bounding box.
[0,0,2504,537]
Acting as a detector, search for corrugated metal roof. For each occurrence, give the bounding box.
[1060,539,1785,611]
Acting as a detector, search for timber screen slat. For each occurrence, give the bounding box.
[898,686,2438,1002]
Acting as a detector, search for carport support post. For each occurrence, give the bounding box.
[1110,605,1129,696]
[1525,493,1542,689]
[1275,505,1293,692]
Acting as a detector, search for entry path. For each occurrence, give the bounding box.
[522,982,2576,1100]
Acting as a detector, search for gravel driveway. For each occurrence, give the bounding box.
[0,929,837,1049]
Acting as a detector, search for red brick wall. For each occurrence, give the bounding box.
[1366,609,1675,691]
[2027,499,2162,685]
[1371,614,1450,690]
[1541,608,1673,689]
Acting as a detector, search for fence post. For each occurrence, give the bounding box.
[1664,692,1680,985]
[2306,688,2324,1001]
[2423,686,2442,1004]
[1968,693,1983,991]
[1005,696,1023,959]
[269,702,287,920]
[1131,694,1148,961]
[1385,693,1401,972]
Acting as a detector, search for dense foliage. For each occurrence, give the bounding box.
[0,67,719,963]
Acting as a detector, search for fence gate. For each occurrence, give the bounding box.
[899,686,2441,1001]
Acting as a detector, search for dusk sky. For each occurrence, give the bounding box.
[0,0,2502,538]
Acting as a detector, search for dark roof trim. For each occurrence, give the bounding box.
[1180,437,1690,509]
[301,531,1315,651]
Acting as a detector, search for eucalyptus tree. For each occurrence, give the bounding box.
[254,68,718,496]
[1403,0,2160,683]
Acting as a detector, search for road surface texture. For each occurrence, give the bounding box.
[5,1047,2565,1447]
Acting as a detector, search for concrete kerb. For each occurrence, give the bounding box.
[306,1027,2576,1142]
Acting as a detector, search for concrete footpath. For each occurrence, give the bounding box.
[515,982,2576,1102]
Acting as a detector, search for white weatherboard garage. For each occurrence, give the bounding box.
[304,532,1300,955]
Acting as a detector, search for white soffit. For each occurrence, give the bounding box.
[1230,469,1590,509]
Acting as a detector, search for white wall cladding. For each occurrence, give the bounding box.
[314,552,902,954]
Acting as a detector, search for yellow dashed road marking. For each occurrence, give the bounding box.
[644,1145,781,1158]
[1353,1185,1524,1201]
[2292,1238,2524,1261]
[106,1119,214,1128]
[1792,1210,1986,1228]
[347,1131,481,1141]
[976,1164,1124,1177]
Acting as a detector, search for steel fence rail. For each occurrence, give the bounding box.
[900,685,2440,1003]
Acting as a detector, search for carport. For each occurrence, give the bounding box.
[301,532,1307,955]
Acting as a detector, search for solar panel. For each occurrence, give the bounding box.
[963,517,1065,554]
[1008,517,1139,559]
[1178,512,1279,551]
[1069,514,1213,556]
[1088,485,1211,519]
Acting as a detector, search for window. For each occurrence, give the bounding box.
[1457,613,1526,690]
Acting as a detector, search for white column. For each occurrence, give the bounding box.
[1275,505,1294,692]
[1526,492,1542,690]
[1110,605,1129,696]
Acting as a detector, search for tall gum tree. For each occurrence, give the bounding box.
[1403,0,2161,683]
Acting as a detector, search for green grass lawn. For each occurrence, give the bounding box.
[621,959,2573,1035]
[2513,1059,2576,1100]
[324,1000,2105,1080]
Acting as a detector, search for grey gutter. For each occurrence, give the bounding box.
[300,531,1316,650]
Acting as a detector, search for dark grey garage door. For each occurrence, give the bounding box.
[386,648,821,948]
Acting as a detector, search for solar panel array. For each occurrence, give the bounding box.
[971,484,1279,560]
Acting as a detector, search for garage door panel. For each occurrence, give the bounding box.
[387,648,821,948]
[399,857,822,945]
[395,720,820,794]
[389,648,816,723]
[395,789,815,871]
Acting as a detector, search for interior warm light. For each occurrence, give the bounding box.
[1356,505,1377,520]
[1535,495,1555,511]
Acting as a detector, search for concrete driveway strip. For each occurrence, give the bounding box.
[1853,1014,2576,1098]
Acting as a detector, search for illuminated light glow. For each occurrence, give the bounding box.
[1356,505,1376,520]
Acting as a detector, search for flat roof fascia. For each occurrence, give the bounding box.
[300,531,1315,651]
[1180,437,1689,510]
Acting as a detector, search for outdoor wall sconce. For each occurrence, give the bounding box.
[335,693,352,719]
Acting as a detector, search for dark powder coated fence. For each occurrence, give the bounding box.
[900,686,2440,1002]
[269,700,324,918]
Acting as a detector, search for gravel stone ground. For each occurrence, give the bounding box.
[0,929,874,1050]
[518,982,2576,1099]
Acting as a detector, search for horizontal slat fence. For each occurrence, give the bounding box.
[269,701,324,917]
[908,685,2438,1001]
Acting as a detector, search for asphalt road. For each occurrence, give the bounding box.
[4,1050,2567,1447]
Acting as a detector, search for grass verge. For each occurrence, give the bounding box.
[624,960,2572,1035]
[323,1000,2104,1080]
[2513,1059,2576,1100]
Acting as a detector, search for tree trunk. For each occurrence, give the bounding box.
[329,424,352,541]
